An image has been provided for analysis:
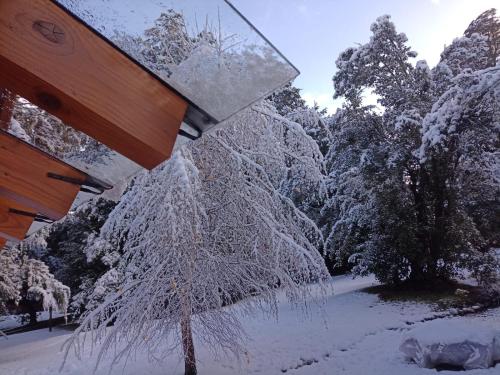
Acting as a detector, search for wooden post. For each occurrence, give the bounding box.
[0,89,14,130]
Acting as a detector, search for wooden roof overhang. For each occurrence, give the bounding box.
[0,130,104,221]
[0,130,112,244]
[0,0,189,170]
[0,0,194,250]
[0,199,35,243]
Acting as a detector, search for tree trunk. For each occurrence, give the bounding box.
[181,312,197,375]
[48,306,53,332]
[28,307,37,326]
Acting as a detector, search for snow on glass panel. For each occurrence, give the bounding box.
[54,0,299,123]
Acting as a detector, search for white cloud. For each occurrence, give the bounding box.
[430,0,440,5]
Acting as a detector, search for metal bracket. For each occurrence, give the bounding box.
[178,118,203,141]
[9,208,54,224]
[178,128,202,141]
[47,172,113,195]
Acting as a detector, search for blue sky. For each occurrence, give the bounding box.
[232,0,499,113]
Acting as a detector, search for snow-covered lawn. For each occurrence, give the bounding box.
[0,275,498,375]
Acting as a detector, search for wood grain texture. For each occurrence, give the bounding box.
[0,130,85,220]
[0,0,188,169]
[0,204,34,242]
[0,196,36,241]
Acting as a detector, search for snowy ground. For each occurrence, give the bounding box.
[0,275,498,375]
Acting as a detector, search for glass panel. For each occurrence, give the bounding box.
[54,0,299,125]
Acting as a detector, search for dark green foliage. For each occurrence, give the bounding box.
[267,82,307,116]
[36,198,116,313]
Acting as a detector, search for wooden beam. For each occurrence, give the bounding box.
[0,237,6,251]
[0,196,36,242]
[0,0,188,169]
[0,89,15,130]
[0,130,86,220]
[0,203,34,242]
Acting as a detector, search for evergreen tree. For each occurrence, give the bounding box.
[0,249,20,314]
[439,32,491,77]
[19,198,116,315]
[0,248,70,324]
[325,12,499,286]
[464,8,500,66]
[12,100,91,158]
[419,65,500,283]
[321,106,382,273]
[267,82,307,116]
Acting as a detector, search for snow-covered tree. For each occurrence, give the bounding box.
[20,198,117,315]
[333,15,420,110]
[328,15,430,283]
[140,10,194,78]
[287,106,332,156]
[0,247,70,324]
[439,33,491,77]
[254,104,328,227]
[437,9,499,86]
[267,82,307,116]
[18,256,70,324]
[68,152,209,375]
[321,106,381,273]
[0,249,20,314]
[464,8,500,66]
[325,12,499,286]
[65,103,329,374]
[12,99,92,158]
[419,65,500,283]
